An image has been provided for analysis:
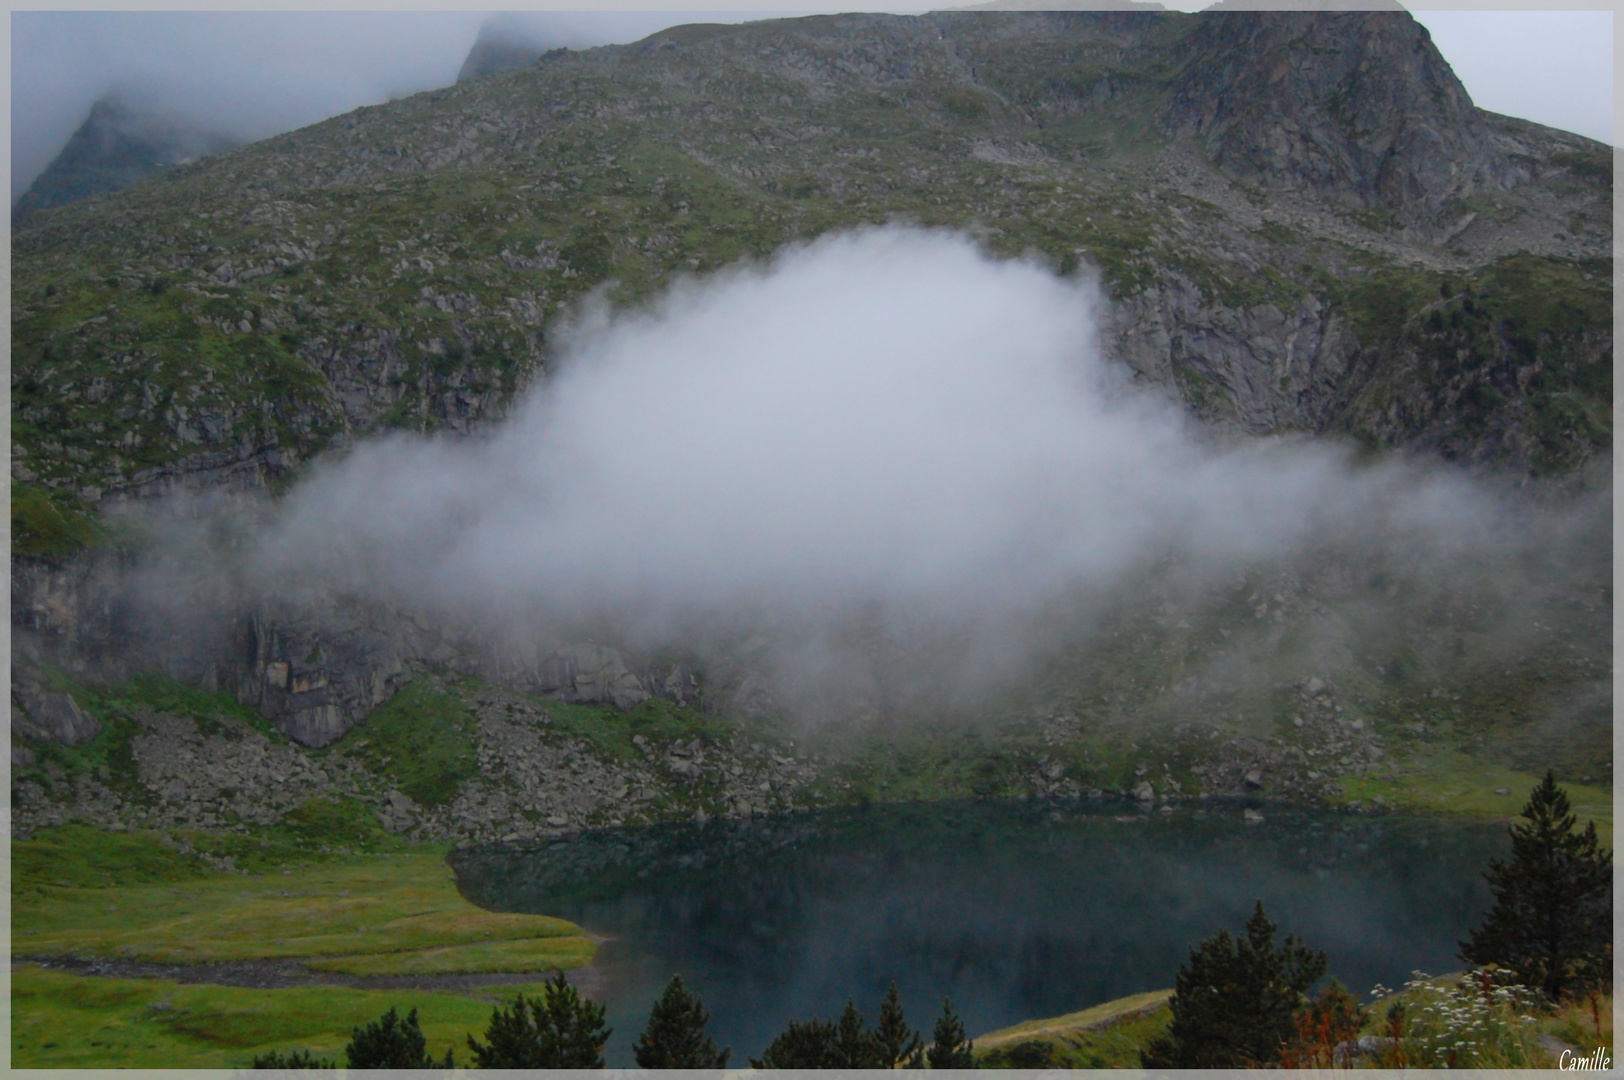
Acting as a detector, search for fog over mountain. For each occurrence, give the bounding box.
[457,12,789,83]
[11,11,780,202]
[200,226,1592,722]
[254,228,1485,621]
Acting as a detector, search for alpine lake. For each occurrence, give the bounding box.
[450,798,1504,1066]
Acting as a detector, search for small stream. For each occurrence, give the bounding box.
[450,799,1503,1067]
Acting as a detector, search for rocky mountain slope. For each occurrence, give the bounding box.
[12,11,1609,515]
[11,10,1612,819]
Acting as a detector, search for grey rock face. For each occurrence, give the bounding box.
[1167,12,1508,227]
[11,543,692,748]
[543,644,650,709]
[1102,271,1363,436]
[245,599,422,748]
[667,757,704,782]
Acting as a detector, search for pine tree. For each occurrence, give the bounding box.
[925,997,976,1069]
[466,971,611,1068]
[633,975,731,1068]
[873,982,924,1068]
[834,998,882,1067]
[1459,770,1613,1001]
[535,970,612,1068]
[466,994,545,1068]
[345,1006,453,1069]
[751,999,885,1068]
[750,1017,844,1068]
[1140,901,1327,1068]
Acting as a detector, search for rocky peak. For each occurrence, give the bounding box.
[457,34,547,83]
[1167,11,1506,226]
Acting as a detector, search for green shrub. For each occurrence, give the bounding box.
[251,1047,336,1069]
[1141,901,1327,1068]
[276,798,395,853]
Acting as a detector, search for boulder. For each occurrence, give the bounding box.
[13,682,101,746]
[530,643,650,708]
[668,758,704,782]
[656,664,699,705]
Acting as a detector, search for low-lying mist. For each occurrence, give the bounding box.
[224,227,1604,723]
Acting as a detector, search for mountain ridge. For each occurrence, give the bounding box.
[12,10,1608,521]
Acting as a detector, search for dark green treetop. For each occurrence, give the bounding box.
[873,982,924,1068]
[251,1047,337,1069]
[632,974,731,1068]
[751,994,901,1068]
[345,1006,454,1069]
[750,1017,844,1068]
[465,970,611,1068]
[926,997,976,1069]
[1141,901,1327,1068]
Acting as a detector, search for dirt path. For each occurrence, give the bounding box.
[14,954,608,997]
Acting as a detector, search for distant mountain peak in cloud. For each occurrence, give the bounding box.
[457,18,550,83]
[12,92,239,221]
[455,11,782,84]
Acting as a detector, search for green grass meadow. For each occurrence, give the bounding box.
[11,825,595,1068]
[13,963,540,1068]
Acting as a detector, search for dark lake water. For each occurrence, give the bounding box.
[449,799,1504,1067]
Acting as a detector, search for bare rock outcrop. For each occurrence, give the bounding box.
[1167,11,1512,227]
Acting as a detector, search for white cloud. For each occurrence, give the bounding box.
[254,227,1504,649]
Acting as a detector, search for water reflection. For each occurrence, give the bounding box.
[450,800,1501,1066]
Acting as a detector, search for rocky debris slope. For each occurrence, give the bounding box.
[9,676,823,845]
[399,683,821,844]
[14,651,1406,844]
